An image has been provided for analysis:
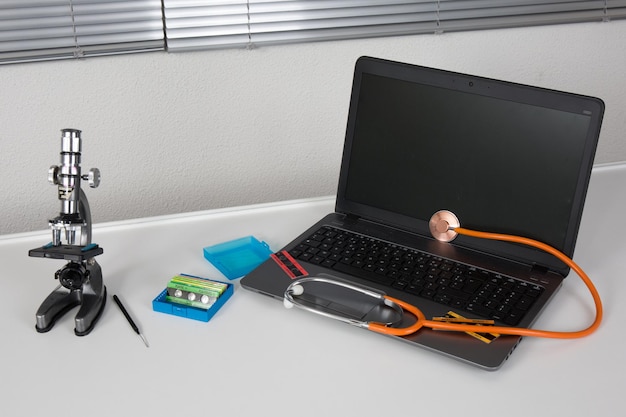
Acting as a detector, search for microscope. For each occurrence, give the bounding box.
[29,129,106,336]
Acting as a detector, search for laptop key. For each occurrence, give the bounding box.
[514,295,535,311]
[405,284,423,296]
[392,280,409,290]
[321,259,336,268]
[504,310,524,326]
[332,261,394,286]
[439,286,472,301]
[450,298,466,309]
[465,302,492,318]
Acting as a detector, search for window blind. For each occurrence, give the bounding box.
[163,0,626,51]
[2,1,625,64]
[0,0,164,64]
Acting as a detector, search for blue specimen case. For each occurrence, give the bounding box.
[152,274,234,322]
[203,236,273,280]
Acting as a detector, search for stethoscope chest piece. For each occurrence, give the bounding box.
[429,210,460,242]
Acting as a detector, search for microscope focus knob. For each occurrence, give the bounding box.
[83,168,101,188]
[48,165,60,185]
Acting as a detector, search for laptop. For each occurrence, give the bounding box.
[241,56,604,370]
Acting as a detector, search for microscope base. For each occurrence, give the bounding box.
[35,261,107,336]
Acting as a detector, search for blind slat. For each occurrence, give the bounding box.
[0,0,164,64]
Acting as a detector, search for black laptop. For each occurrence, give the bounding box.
[241,56,604,370]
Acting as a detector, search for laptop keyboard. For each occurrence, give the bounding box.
[288,226,544,326]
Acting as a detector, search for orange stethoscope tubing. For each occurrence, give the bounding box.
[369,227,603,339]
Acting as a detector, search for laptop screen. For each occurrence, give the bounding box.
[337,57,604,272]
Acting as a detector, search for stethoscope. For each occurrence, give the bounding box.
[283,210,603,339]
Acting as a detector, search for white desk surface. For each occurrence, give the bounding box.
[2,163,625,417]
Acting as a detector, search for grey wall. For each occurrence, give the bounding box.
[1,20,625,235]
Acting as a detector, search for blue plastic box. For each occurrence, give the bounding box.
[152,274,234,322]
[203,236,273,280]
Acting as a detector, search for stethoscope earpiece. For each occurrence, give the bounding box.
[283,284,303,309]
[291,284,304,296]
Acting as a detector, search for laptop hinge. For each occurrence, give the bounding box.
[345,213,360,223]
[531,263,550,275]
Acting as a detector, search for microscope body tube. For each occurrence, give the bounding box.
[58,129,82,216]
[50,129,85,246]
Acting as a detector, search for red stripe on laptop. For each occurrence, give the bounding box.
[271,251,308,279]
